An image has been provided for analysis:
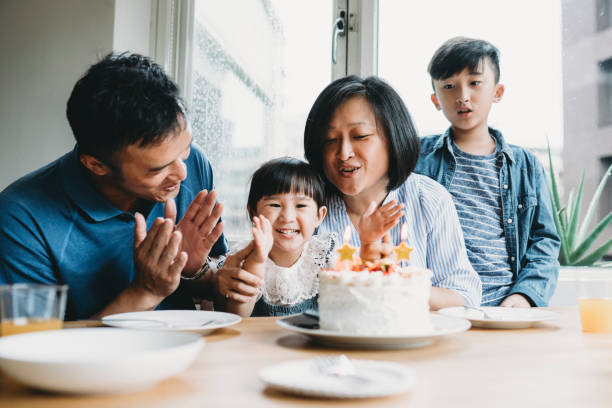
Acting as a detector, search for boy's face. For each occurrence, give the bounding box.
[431,58,504,135]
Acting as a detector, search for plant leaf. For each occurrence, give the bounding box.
[547,142,570,264]
[554,207,570,265]
[574,235,612,266]
[547,141,563,214]
[571,211,612,263]
[567,173,584,252]
[577,164,612,243]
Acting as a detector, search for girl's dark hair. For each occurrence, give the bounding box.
[247,157,326,217]
[303,75,419,194]
[428,36,500,87]
[66,52,185,164]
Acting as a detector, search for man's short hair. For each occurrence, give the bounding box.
[304,75,420,194]
[66,52,185,164]
[428,37,500,87]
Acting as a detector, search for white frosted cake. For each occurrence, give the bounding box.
[318,261,433,335]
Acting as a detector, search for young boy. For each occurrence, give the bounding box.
[415,37,560,307]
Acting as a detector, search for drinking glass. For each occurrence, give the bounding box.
[0,284,68,336]
[577,275,612,333]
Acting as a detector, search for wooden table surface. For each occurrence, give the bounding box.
[1,307,611,407]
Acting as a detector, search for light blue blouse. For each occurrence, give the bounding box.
[317,173,482,306]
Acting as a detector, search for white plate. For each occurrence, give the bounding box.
[0,328,203,394]
[102,310,241,334]
[438,306,559,329]
[259,357,415,398]
[277,313,470,349]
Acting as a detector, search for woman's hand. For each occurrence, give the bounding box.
[360,232,395,262]
[358,200,403,244]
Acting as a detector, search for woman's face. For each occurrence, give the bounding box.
[323,96,390,199]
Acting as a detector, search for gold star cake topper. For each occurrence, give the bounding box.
[337,244,357,262]
[394,241,413,262]
[337,226,357,262]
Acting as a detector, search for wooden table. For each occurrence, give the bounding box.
[2,307,611,407]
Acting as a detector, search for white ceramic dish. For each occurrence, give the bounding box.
[0,328,203,394]
[102,310,241,334]
[259,357,416,398]
[438,306,559,329]
[277,313,470,349]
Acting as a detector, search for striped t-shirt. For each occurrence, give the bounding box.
[317,173,482,306]
[449,141,512,306]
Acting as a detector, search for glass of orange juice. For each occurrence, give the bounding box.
[0,284,68,336]
[577,275,612,333]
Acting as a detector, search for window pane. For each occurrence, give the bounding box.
[189,1,332,239]
[378,0,563,158]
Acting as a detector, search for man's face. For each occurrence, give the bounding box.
[431,58,504,133]
[109,122,192,203]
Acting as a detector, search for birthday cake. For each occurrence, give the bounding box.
[317,237,433,335]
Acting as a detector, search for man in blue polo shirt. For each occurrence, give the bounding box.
[0,53,228,320]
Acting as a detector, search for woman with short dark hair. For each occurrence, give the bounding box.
[304,75,482,309]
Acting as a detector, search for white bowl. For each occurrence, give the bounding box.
[0,328,204,394]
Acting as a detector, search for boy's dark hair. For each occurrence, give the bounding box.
[428,36,500,87]
[66,52,185,165]
[247,157,326,217]
[304,75,419,194]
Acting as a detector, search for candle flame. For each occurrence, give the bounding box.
[343,226,351,243]
[401,223,408,241]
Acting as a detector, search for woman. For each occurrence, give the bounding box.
[304,75,481,309]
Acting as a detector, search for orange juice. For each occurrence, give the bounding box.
[578,298,612,333]
[0,318,63,336]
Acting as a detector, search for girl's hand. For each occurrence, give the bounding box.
[250,215,274,265]
[358,200,403,244]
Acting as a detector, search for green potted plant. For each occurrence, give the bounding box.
[547,146,612,266]
[547,146,612,306]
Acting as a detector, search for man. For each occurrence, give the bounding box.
[0,53,227,320]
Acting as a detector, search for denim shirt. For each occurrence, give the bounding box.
[414,127,560,306]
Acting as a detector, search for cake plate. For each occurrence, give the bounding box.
[276,313,470,349]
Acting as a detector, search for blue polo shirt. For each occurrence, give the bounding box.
[0,144,227,320]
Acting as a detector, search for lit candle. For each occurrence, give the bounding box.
[394,223,413,272]
[336,226,357,270]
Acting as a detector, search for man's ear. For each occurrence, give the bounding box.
[431,93,441,110]
[79,154,111,176]
[493,83,505,103]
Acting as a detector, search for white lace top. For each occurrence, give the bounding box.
[230,233,336,307]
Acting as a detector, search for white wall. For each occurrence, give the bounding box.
[0,0,154,190]
[114,0,152,55]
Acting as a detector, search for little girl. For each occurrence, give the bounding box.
[219,157,336,317]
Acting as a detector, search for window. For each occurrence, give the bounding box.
[597,0,612,31]
[598,57,612,127]
[378,0,563,163]
[186,0,333,238]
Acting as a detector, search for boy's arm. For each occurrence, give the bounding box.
[506,164,561,307]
